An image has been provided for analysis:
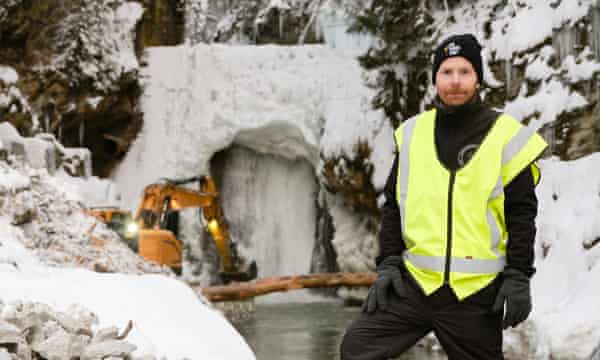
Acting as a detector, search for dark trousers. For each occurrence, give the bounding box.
[340,275,503,360]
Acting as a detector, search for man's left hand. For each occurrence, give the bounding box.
[492,268,532,329]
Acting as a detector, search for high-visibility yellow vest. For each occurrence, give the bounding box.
[394,109,547,300]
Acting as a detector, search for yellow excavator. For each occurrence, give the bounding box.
[88,175,257,283]
[133,175,257,282]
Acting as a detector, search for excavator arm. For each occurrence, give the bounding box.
[134,176,256,282]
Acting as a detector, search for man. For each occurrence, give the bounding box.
[340,34,547,360]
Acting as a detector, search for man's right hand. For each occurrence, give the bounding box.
[363,255,407,313]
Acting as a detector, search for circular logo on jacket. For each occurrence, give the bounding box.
[458,144,479,167]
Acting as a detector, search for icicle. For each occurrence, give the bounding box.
[279,9,284,39]
[590,5,600,59]
[44,112,49,133]
[84,151,92,177]
[298,0,321,45]
[553,26,577,63]
[505,60,512,94]
[253,19,259,43]
[315,11,322,41]
[79,120,85,146]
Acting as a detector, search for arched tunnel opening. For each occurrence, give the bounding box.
[175,141,338,290]
[208,144,320,280]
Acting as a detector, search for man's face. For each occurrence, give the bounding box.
[435,56,479,106]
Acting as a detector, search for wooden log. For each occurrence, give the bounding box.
[199,272,376,302]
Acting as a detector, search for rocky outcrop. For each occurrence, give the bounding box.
[186,0,324,45]
[0,0,144,177]
[484,5,600,161]
[1,122,90,177]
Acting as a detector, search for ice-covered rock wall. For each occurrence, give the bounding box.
[112,43,393,283]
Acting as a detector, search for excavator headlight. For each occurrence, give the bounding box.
[125,222,139,237]
[208,219,219,232]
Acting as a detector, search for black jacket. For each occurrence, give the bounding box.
[376,96,538,277]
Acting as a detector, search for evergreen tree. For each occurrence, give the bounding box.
[349,0,436,127]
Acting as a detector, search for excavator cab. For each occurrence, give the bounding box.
[87,207,138,251]
[134,175,257,282]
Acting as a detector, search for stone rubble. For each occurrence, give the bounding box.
[0,300,154,360]
[0,156,170,276]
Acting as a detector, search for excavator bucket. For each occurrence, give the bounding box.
[138,229,183,274]
[219,260,258,283]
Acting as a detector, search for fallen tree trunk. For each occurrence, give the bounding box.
[200,272,376,302]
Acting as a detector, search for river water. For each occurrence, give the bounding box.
[234,299,445,360]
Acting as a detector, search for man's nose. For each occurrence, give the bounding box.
[451,73,461,84]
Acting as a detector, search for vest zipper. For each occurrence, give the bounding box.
[444,171,456,285]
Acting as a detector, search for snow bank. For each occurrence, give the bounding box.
[522,154,600,359]
[0,269,254,359]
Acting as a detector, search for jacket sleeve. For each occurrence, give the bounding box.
[504,164,539,277]
[375,153,406,266]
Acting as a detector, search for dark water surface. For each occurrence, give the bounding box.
[235,301,444,360]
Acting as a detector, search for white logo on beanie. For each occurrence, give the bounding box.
[445,42,462,56]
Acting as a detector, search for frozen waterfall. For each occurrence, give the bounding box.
[212,146,317,278]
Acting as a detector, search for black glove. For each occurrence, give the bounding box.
[363,255,406,314]
[492,268,532,329]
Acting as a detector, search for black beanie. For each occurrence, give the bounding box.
[432,34,483,84]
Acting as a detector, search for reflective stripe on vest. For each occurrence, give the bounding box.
[395,110,548,300]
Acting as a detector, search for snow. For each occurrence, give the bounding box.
[0,123,57,173]
[0,65,18,84]
[503,78,588,130]
[86,96,104,109]
[517,154,600,359]
[42,0,143,91]
[562,48,600,83]
[525,46,556,82]
[111,2,144,74]
[0,165,30,193]
[54,171,122,207]
[441,0,593,61]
